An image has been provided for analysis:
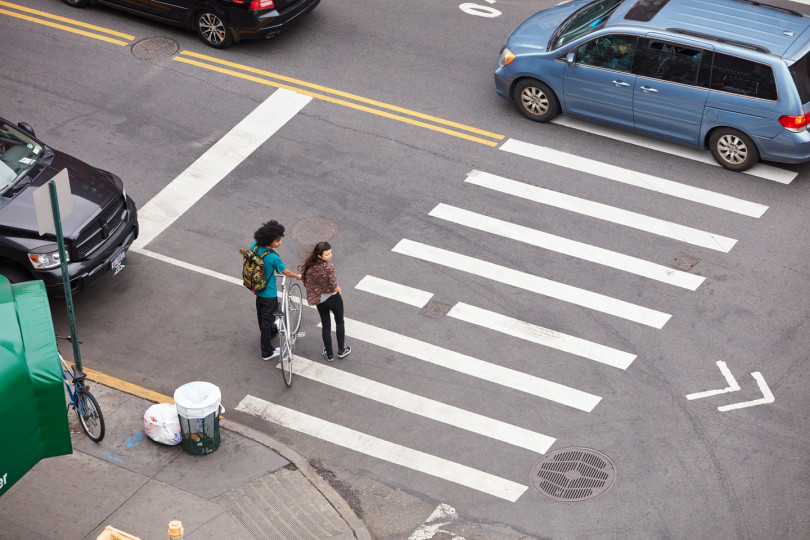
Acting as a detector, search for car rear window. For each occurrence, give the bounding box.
[788,52,810,103]
[710,53,777,101]
[624,0,670,22]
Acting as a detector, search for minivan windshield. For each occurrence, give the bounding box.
[549,0,623,51]
[0,122,42,194]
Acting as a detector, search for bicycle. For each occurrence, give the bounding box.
[276,275,304,387]
[56,335,105,442]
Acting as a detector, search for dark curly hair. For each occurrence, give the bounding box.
[253,220,285,246]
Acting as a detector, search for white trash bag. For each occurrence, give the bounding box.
[143,403,182,445]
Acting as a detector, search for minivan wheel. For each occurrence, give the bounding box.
[0,264,31,284]
[514,79,560,122]
[709,128,759,172]
[62,0,90,6]
[196,11,233,49]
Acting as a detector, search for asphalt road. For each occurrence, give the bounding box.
[3,0,810,538]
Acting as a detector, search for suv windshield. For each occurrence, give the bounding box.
[550,0,623,51]
[0,122,42,194]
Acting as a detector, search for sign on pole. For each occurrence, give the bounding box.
[32,169,72,235]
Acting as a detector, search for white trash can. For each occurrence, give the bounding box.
[173,382,222,455]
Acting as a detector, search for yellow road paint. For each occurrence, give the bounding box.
[174,56,500,147]
[83,367,174,404]
[0,7,130,45]
[0,0,134,38]
[180,51,503,141]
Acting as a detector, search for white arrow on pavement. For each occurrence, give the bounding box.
[686,361,774,411]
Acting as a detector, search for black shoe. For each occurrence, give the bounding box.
[322,348,334,362]
[338,346,351,359]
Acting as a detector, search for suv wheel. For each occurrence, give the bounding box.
[0,264,31,284]
[709,128,759,172]
[514,79,560,122]
[196,11,233,49]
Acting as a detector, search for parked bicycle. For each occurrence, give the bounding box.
[56,335,105,442]
[276,275,304,387]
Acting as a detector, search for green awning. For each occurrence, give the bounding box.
[0,275,72,497]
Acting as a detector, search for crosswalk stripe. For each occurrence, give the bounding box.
[466,170,737,253]
[448,303,636,370]
[236,395,529,501]
[429,203,705,290]
[500,139,768,218]
[340,317,602,412]
[355,275,433,307]
[392,239,671,328]
[550,116,797,184]
[283,356,556,453]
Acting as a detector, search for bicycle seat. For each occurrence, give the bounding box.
[72,368,87,382]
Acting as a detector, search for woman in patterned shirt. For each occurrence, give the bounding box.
[299,241,350,361]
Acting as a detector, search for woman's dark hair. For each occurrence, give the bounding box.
[299,241,331,283]
[254,220,285,246]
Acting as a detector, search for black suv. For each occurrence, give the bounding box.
[0,117,138,296]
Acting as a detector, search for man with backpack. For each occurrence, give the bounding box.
[245,221,302,361]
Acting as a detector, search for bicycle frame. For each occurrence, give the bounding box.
[60,354,82,411]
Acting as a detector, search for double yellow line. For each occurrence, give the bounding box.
[0,0,133,45]
[175,51,505,147]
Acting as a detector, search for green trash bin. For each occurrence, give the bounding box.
[173,382,222,455]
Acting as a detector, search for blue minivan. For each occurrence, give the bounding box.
[494,0,810,171]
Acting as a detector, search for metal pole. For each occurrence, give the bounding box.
[48,181,81,371]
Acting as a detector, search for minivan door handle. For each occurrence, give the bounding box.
[640,86,659,93]
[611,80,631,87]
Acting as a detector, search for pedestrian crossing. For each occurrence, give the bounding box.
[228,127,771,504]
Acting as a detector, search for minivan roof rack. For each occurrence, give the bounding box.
[731,0,803,18]
[666,28,771,54]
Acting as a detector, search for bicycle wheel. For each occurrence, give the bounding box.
[76,390,105,442]
[279,331,293,387]
[288,283,304,335]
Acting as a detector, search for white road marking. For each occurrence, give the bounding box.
[685,361,740,400]
[551,116,797,184]
[392,239,671,328]
[429,203,705,290]
[499,139,768,218]
[340,317,602,412]
[130,247,243,286]
[466,170,738,253]
[236,395,529,501]
[284,356,556,453]
[132,88,312,249]
[717,373,775,411]
[408,504,462,540]
[448,302,636,370]
[355,275,434,307]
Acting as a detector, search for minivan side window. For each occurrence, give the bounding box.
[788,53,810,103]
[575,36,639,73]
[639,40,703,85]
[710,53,777,101]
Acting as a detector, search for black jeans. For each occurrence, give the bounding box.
[256,295,279,357]
[317,293,345,356]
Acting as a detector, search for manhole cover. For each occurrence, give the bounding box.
[131,37,179,60]
[530,447,616,502]
[290,217,339,248]
[420,301,451,318]
[669,252,700,272]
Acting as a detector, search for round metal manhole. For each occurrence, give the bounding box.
[131,37,179,60]
[529,447,616,502]
[289,217,339,248]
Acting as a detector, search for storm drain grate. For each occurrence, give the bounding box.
[420,300,451,318]
[530,447,616,502]
[669,252,700,272]
[131,37,179,60]
[290,217,339,248]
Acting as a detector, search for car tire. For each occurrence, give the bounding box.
[196,11,233,49]
[62,0,90,6]
[514,79,560,122]
[0,264,31,285]
[709,128,759,172]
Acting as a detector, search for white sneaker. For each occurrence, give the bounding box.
[262,348,280,361]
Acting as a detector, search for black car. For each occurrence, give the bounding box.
[0,118,138,296]
[63,0,321,49]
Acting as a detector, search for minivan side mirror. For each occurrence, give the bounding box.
[566,51,575,66]
[17,122,35,137]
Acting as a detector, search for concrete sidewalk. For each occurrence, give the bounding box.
[0,382,372,540]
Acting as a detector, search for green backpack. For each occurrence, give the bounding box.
[239,246,275,292]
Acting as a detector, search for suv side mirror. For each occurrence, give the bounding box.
[566,51,575,66]
[17,122,35,137]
